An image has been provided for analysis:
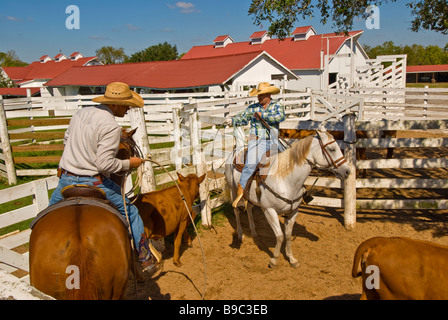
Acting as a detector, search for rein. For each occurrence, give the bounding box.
[251,132,347,214]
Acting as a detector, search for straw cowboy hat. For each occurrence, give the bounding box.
[249,82,280,97]
[92,82,144,108]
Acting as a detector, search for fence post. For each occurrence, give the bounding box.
[189,111,212,228]
[128,107,156,193]
[172,107,182,171]
[0,96,17,185]
[343,113,356,230]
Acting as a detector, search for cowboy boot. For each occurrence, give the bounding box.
[138,233,162,275]
[232,183,244,208]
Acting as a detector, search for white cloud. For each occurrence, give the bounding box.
[89,35,110,40]
[126,24,141,31]
[167,2,199,13]
[6,16,21,21]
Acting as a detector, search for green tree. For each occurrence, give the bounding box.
[0,50,27,88]
[364,41,448,65]
[0,50,28,67]
[126,42,179,63]
[248,0,448,38]
[95,46,128,64]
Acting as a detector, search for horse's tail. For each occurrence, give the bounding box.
[65,232,102,300]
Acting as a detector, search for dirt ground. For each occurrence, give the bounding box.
[124,129,448,300]
[124,204,448,300]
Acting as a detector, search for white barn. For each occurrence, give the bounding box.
[182,26,369,91]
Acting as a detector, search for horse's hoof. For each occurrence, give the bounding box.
[290,261,300,269]
[268,260,278,269]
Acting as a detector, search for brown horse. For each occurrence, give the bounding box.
[29,129,136,300]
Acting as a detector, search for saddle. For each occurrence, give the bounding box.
[233,147,271,200]
[233,148,314,207]
[30,185,129,232]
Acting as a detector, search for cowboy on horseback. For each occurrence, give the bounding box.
[223,82,286,208]
[49,82,160,275]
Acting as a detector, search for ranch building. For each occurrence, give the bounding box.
[406,64,448,84]
[43,51,297,95]
[182,26,369,91]
[0,52,102,97]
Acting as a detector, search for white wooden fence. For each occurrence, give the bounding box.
[1,87,448,282]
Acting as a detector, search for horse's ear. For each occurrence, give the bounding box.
[318,121,327,132]
[315,129,327,142]
[129,127,138,136]
[177,172,185,181]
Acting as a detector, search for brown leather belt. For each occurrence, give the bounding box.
[249,134,270,141]
[57,167,104,185]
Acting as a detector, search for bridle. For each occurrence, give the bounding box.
[316,133,347,169]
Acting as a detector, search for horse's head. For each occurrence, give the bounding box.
[111,128,139,186]
[117,127,138,160]
[309,128,351,180]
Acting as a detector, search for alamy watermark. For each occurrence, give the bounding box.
[65,265,80,290]
[365,5,380,30]
[365,265,380,290]
[65,5,80,30]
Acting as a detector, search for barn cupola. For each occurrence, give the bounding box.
[292,26,316,41]
[250,31,270,45]
[213,35,234,48]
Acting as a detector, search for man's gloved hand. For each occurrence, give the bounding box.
[223,118,233,126]
[129,157,144,168]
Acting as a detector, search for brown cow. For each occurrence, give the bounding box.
[134,173,206,267]
[352,237,448,300]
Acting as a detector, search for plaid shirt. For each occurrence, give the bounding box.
[232,100,285,140]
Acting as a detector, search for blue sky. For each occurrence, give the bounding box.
[1,0,447,63]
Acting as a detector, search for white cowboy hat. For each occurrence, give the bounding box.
[92,82,144,108]
[249,82,280,97]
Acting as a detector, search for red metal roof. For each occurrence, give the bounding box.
[406,65,448,73]
[292,26,313,34]
[45,51,290,89]
[0,87,40,97]
[182,30,363,70]
[214,35,230,42]
[2,57,98,82]
[250,31,267,39]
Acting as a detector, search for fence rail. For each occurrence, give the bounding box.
[2,87,448,281]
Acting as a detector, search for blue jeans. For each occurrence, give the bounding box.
[239,136,286,189]
[49,173,144,248]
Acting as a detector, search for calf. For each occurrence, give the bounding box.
[134,173,206,267]
[352,237,448,300]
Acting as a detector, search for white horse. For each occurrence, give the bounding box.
[225,127,351,268]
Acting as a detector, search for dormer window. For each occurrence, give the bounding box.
[70,52,84,61]
[39,55,53,63]
[213,35,234,48]
[54,54,68,62]
[250,31,270,45]
[292,26,316,41]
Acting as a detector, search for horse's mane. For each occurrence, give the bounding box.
[271,134,315,177]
